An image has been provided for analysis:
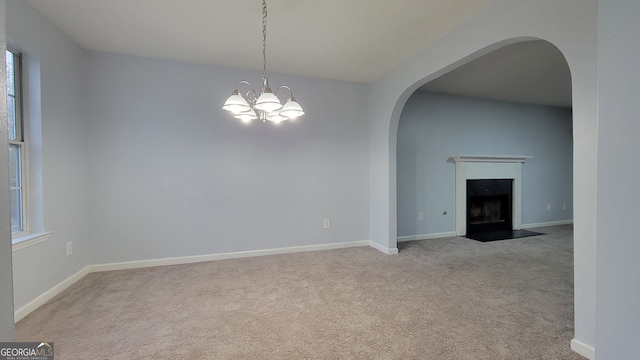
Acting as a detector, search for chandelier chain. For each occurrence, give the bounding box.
[262,0,268,80]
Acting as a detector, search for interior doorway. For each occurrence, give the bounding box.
[396,40,573,244]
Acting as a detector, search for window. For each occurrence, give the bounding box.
[6,48,49,250]
[6,49,26,236]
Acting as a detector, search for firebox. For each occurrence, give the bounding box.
[466,179,513,234]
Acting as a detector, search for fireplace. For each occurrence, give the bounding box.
[450,155,532,236]
[466,179,513,234]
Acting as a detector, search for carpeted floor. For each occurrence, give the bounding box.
[16,225,584,359]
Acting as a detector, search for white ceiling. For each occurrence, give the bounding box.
[25,0,571,107]
[25,0,496,83]
[420,40,572,108]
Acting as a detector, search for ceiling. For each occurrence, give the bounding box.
[25,0,571,107]
[420,40,571,107]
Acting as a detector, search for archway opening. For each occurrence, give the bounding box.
[392,39,577,355]
[396,40,572,242]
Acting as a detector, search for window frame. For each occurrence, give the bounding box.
[7,47,29,238]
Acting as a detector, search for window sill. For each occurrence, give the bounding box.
[12,231,52,252]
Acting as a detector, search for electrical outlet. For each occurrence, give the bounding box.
[323,219,330,229]
[563,203,567,211]
[66,242,73,256]
[418,212,424,220]
[547,204,551,211]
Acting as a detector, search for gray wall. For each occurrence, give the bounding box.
[85,52,370,264]
[6,0,89,310]
[397,91,573,237]
[596,0,640,358]
[0,0,15,341]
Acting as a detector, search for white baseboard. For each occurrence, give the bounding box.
[14,266,90,322]
[368,240,398,255]
[571,338,595,360]
[89,240,371,272]
[520,220,573,229]
[397,231,457,242]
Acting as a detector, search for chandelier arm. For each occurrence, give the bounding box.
[245,89,258,105]
[274,85,293,99]
[235,80,258,105]
[236,80,253,90]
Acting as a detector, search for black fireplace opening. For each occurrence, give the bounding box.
[466,179,513,235]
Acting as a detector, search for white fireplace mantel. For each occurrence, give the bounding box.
[450,155,533,236]
[450,155,532,163]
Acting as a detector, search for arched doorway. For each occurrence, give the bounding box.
[396,40,572,243]
[393,40,576,355]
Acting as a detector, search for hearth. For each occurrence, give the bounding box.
[466,179,513,234]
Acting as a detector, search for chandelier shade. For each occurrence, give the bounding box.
[279,97,305,119]
[222,91,252,114]
[254,89,283,113]
[222,0,303,124]
[234,109,258,123]
[266,112,288,123]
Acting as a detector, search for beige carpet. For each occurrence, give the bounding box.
[16,225,585,359]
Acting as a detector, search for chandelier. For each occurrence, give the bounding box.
[222,0,304,124]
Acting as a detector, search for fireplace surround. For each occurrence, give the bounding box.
[450,155,532,236]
